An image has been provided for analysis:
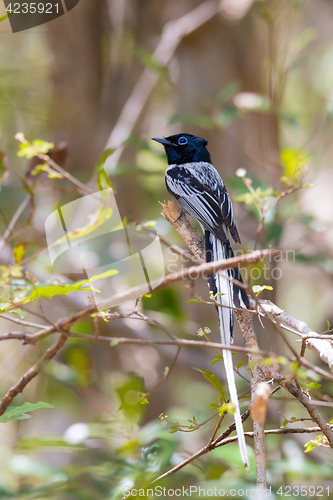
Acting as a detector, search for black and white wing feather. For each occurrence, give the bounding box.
[165,162,240,243]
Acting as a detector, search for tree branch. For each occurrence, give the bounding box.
[257,299,333,373]
[0,333,67,416]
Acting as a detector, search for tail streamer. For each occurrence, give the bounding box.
[206,230,249,470]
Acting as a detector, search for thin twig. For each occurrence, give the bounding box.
[143,347,181,399]
[0,333,67,415]
[0,195,30,255]
[0,314,47,330]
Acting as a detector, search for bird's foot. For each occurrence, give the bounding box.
[174,207,186,223]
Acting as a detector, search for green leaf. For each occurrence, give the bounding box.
[281,419,288,429]
[252,284,273,294]
[22,280,100,303]
[217,402,235,415]
[210,354,223,365]
[305,382,321,390]
[237,361,243,369]
[0,401,53,423]
[110,339,120,347]
[304,443,317,453]
[327,320,331,330]
[187,296,202,304]
[193,368,226,401]
[13,243,27,264]
[96,149,115,191]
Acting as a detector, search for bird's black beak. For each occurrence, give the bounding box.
[152,137,174,146]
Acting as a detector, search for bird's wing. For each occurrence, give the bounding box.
[165,162,240,243]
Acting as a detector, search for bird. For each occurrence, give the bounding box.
[152,132,250,470]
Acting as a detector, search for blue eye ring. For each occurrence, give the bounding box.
[178,136,188,145]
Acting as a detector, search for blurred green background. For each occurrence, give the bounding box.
[1,0,333,498]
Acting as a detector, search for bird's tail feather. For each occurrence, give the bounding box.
[206,230,249,470]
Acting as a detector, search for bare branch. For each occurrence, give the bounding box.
[214,424,333,448]
[258,299,333,373]
[0,314,47,330]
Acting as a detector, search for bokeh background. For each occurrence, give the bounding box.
[1,0,333,498]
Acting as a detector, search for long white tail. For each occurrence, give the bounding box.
[206,231,249,471]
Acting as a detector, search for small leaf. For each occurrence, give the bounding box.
[193,368,226,401]
[281,419,288,429]
[22,281,100,303]
[187,296,202,304]
[210,354,223,365]
[252,284,273,294]
[96,157,115,191]
[217,402,235,415]
[237,361,243,369]
[327,320,331,330]
[309,382,321,390]
[304,443,317,453]
[110,339,120,347]
[13,242,27,264]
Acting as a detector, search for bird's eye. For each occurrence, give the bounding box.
[178,136,188,145]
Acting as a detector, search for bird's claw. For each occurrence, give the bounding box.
[174,208,186,223]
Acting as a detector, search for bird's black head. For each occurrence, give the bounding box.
[152,133,211,165]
